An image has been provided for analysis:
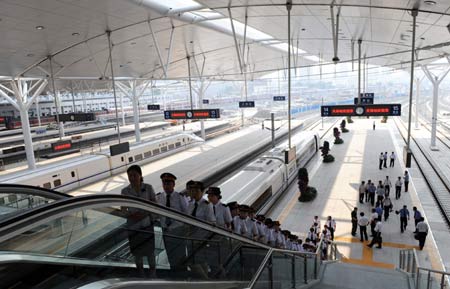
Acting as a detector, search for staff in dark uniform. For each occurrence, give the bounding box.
[121,165,156,277]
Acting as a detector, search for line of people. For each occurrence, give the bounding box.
[379,151,397,170]
[359,171,410,207]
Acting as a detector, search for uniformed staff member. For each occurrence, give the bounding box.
[207,187,232,229]
[264,218,276,246]
[156,172,188,272]
[240,205,258,240]
[273,221,285,248]
[255,215,268,243]
[121,165,156,277]
[415,217,428,250]
[188,182,216,223]
[232,204,247,235]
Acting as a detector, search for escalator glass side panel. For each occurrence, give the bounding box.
[0,202,269,289]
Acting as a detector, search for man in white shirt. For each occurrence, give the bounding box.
[240,205,258,240]
[255,215,268,243]
[370,208,378,236]
[379,152,384,170]
[390,152,396,167]
[207,187,232,229]
[273,221,285,248]
[383,176,392,196]
[188,182,216,224]
[358,212,370,242]
[233,205,248,236]
[326,216,336,241]
[367,219,382,249]
[395,176,403,200]
[264,218,276,246]
[416,218,429,250]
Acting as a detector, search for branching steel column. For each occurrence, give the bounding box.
[357,39,362,104]
[49,56,64,139]
[406,10,418,151]
[228,7,244,74]
[287,0,292,149]
[148,20,167,78]
[107,30,121,143]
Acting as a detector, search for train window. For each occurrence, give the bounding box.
[175,142,181,147]
[128,157,133,162]
[121,157,124,162]
[43,182,51,189]
[183,138,185,142]
[53,179,61,187]
[144,151,152,158]
[152,149,160,155]
[134,154,143,161]
[160,146,168,153]
[168,144,175,150]
[71,171,75,178]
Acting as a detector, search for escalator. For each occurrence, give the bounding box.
[0,191,335,289]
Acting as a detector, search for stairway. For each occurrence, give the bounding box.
[310,262,410,289]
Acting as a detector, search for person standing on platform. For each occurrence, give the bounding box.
[395,176,403,200]
[413,207,423,228]
[326,216,337,241]
[404,171,410,192]
[351,207,358,236]
[358,212,369,242]
[370,208,378,236]
[398,205,410,233]
[365,180,371,203]
[390,152,396,167]
[383,152,388,168]
[376,181,385,203]
[383,196,392,221]
[312,216,321,228]
[367,219,383,249]
[207,187,232,230]
[368,181,377,206]
[188,183,215,223]
[373,121,376,130]
[379,152,384,170]
[359,181,365,203]
[383,176,392,196]
[156,172,189,272]
[121,165,157,277]
[416,218,428,250]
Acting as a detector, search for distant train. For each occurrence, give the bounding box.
[0,133,203,192]
[219,131,319,213]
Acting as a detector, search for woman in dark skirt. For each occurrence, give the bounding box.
[121,165,156,277]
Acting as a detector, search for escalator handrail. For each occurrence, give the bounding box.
[0,194,283,253]
[0,183,71,200]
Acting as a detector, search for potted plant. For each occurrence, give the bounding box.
[381,116,388,123]
[341,119,349,133]
[333,127,344,144]
[346,116,354,123]
[298,167,318,202]
[320,141,335,163]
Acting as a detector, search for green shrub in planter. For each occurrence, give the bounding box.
[323,154,335,163]
[298,186,318,202]
[334,138,344,144]
[347,116,354,123]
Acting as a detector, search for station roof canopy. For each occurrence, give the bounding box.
[1,0,450,81]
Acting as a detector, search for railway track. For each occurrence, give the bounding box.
[394,117,450,228]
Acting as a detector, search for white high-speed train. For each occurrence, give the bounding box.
[0,133,203,192]
[219,131,319,212]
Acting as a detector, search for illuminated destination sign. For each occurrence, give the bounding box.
[164,109,220,120]
[58,113,96,122]
[52,140,72,152]
[147,104,161,110]
[239,101,255,108]
[321,104,401,117]
[273,96,286,101]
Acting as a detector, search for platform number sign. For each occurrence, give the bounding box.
[202,99,209,104]
[239,101,255,108]
[354,97,374,105]
[273,96,286,101]
[360,93,374,98]
[147,104,160,110]
[391,104,401,116]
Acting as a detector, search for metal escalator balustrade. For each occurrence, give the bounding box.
[0,194,338,289]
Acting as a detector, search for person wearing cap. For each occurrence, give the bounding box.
[312,216,321,228]
[156,173,188,214]
[241,205,258,240]
[264,218,276,246]
[273,221,285,249]
[156,172,188,272]
[325,216,337,241]
[188,182,215,224]
[121,165,156,277]
[255,215,268,244]
[207,187,232,229]
[232,205,248,236]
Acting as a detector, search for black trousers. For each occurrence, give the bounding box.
[395,186,401,199]
[359,193,364,203]
[384,206,390,221]
[384,185,390,195]
[383,159,387,168]
[379,159,383,169]
[351,221,358,236]
[369,193,375,206]
[405,182,409,192]
[370,222,376,236]
[400,217,408,232]
[368,232,382,248]
[390,159,395,167]
[359,225,368,241]
[365,190,369,202]
[418,232,427,250]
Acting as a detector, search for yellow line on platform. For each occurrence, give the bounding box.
[277,191,299,223]
[341,257,395,269]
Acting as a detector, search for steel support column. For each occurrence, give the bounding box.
[49,56,64,139]
[406,10,418,151]
[107,30,121,143]
[414,76,424,130]
[357,39,362,104]
[287,0,292,149]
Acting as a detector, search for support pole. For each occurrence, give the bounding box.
[414,77,421,130]
[187,56,193,110]
[271,112,275,148]
[36,97,41,127]
[363,54,366,93]
[107,30,121,143]
[228,7,244,74]
[70,80,76,112]
[357,39,362,104]
[430,78,439,150]
[19,103,36,169]
[49,56,64,139]
[131,81,141,143]
[120,92,125,125]
[287,0,292,149]
[406,10,418,151]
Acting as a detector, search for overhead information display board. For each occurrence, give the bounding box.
[57,113,96,122]
[321,104,401,117]
[164,109,220,120]
[239,101,255,108]
[273,96,286,101]
[147,104,161,110]
[110,142,130,156]
[360,93,374,98]
[354,97,374,105]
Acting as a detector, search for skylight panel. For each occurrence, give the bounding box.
[140,0,202,13]
[271,43,306,54]
[206,18,274,41]
[304,55,320,62]
[190,8,224,20]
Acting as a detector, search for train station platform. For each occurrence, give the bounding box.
[270,118,448,274]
